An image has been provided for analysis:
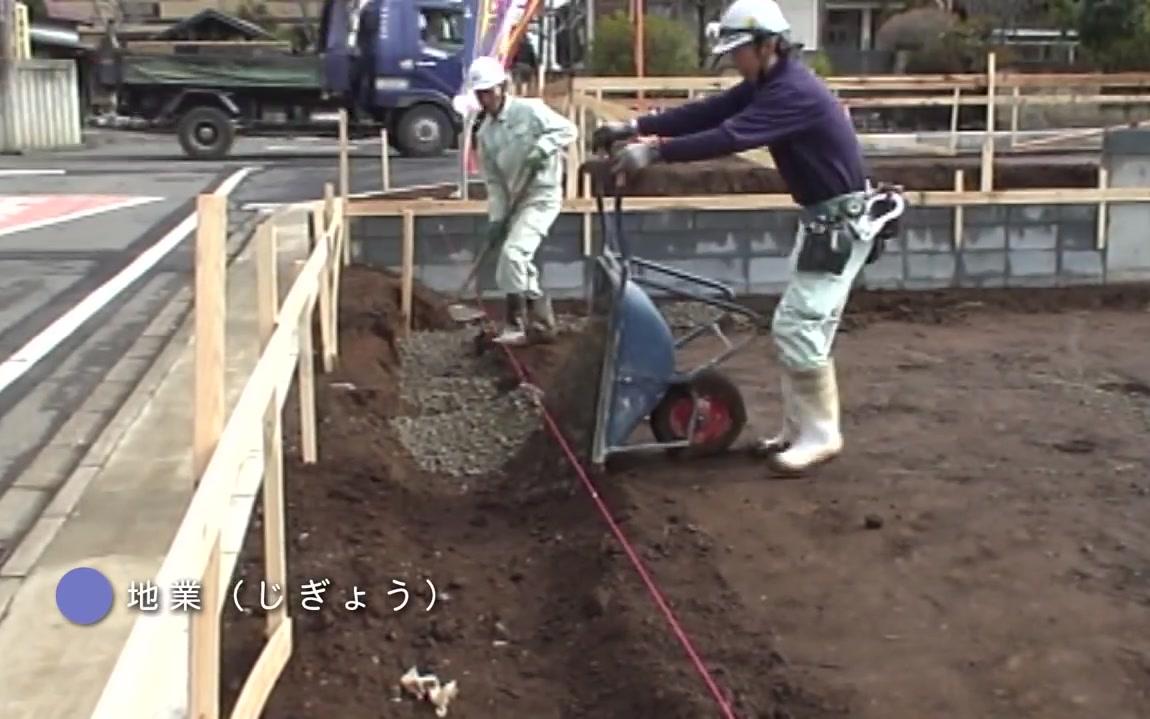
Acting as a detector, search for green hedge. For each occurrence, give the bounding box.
[590,11,698,76]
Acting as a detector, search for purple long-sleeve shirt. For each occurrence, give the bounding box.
[635,58,867,208]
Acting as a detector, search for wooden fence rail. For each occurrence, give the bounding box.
[90,184,347,719]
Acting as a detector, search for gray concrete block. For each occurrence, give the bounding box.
[352,216,403,240]
[963,224,1006,250]
[1061,250,1104,279]
[0,488,48,544]
[551,213,584,236]
[966,205,1008,225]
[1103,128,1150,157]
[414,234,475,265]
[1008,224,1058,251]
[747,230,795,256]
[1010,205,1060,224]
[643,258,748,296]
[541,261,587,296]
[357,236,402,266]
[1059,221,1098,251]
[1105,204,1150,280]
[905,207,951,226]
[418,215,479,237]
[905,224,952,252]
[636,232,744,259]
[1106,157,1150,188]
[860,252,904,289]
[748,256,790,292]
[693,210,775,230]
[1060,204,1097,223]
[906,253,957,285]
[640,210,693,232]
[959,251,1007,286]
[1009,249,1057,278]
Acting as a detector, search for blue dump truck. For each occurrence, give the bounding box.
[95,0,504,159]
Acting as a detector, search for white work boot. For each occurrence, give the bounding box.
[752,373,797,456]
[493,293,528,346]
[767,361,843,475]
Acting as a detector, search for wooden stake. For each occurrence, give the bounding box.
[981,52,996,192]
[953,169,965,249]
[400,209,415,334]
[338,108,350,202]
[193,193,226,485]
[262,394,287,634]
[1010,85,1021,145]
[380,129,391,192]
[297,304,318,464]
[317,184,335,372]
[190,192,226,719]
[949,88,961,153]
[1097,166,1109,250]
[255,221,278,346]
[190,537,221,719]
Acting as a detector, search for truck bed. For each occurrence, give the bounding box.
[117,52,324,90]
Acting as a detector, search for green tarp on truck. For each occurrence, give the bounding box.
[118,53,325,90]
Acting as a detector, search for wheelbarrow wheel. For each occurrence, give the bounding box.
[649,368,747,458]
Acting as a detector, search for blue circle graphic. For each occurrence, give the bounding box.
[56,567,114,625]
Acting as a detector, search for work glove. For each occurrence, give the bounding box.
[611,140,660,176]
[526,147,549,174]
[591,119,638,154]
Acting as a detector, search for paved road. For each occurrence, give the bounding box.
[0,132,455,561]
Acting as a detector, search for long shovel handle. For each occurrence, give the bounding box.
[456,167,540,300]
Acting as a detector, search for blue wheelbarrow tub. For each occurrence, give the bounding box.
[596,278,678,453]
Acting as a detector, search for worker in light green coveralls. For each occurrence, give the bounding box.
[469,56,578,346]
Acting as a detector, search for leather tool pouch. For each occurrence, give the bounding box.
[796,219,851,275]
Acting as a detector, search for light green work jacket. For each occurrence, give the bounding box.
[476,96,577,222]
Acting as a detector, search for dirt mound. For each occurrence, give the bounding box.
[221,267,837,718]
[583,156,1096,196]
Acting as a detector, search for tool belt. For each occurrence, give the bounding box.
[796,191,868,275]
[796,184,905,274]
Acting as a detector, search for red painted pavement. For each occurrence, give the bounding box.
[0,195,158,237]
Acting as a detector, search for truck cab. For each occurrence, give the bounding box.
[324,0,473,157]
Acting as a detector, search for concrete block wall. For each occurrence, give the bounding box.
[351,201,1124,299]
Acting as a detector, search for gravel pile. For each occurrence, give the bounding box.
[658,301,761,332]
[389,326,543,479]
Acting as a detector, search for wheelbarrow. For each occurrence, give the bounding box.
[584,173,908,468]
[586,177,769,467]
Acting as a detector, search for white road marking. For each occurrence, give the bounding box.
[0,169,67,177]
[0,195,162,239]
[0,166,256,398]
[262,144,359,152]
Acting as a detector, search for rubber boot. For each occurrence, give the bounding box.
[525,294,558,344]
[751,373,797,456]
[767,360,843,475]
[493,294,528,346]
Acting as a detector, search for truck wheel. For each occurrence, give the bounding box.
[177,106,235,160]
[394,104,451,158]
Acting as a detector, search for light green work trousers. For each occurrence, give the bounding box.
[495,194,561,298]
[772,194,877,371]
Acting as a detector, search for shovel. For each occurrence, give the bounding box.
[446,168,539,324]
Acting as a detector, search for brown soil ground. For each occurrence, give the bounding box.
[585,156,1096,196]
[222,267,1150,719]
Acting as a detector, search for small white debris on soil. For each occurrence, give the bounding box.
[399,666,460,717]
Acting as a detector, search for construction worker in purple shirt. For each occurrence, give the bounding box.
[593,0,904,476]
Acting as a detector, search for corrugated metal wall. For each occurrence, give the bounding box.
[0,59,83,153]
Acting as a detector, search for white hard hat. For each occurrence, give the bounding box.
[468,56,508,91]
[711,0,790,56]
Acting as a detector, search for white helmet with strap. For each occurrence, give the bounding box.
[468,56,508,91]
[710,0,790,56]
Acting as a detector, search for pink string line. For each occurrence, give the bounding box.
[487,319,738,719]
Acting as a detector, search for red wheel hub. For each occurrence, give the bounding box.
[667,393,732,445]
